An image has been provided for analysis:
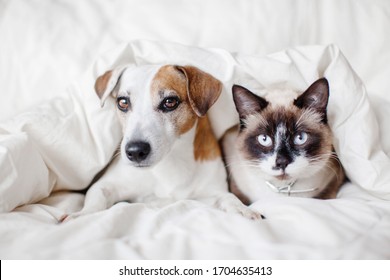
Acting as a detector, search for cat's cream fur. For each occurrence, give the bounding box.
[222,78,345,205]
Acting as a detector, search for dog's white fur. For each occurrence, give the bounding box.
[62,64,261,221]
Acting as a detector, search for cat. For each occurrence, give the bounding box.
[222,78,345,205]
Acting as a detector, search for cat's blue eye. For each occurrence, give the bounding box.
[257,134,273,147]
[294,132,308,145]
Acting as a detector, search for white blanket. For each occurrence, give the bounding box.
[1,0,390,259]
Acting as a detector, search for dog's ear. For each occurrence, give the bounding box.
[175,66,222,117]
[94,65,127,107]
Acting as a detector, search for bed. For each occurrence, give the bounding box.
[0,0,389,259]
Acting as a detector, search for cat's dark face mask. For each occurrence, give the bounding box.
[232,78,333,181]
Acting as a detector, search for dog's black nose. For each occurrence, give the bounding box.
[125,141,151,163]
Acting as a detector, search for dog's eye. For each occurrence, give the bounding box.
[160,97,180,112]
[117,97,129,112]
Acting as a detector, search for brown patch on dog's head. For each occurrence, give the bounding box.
[150,65,222,161]
[150,65,222,135]
[175,66,222,117]
[150,65,197,135]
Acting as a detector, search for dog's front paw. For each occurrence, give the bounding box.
[220,202,263,220]
[233,204,264,220]
[215,194,264,220]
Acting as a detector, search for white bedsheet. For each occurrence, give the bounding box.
[0,0,390,259]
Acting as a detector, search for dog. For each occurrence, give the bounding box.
[61,64,261,221]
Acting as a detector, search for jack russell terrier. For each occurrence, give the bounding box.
[61,64,261,221]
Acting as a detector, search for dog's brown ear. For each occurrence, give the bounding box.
[94,65,127,107]
[175,66,222,117]
[95,70,113,99]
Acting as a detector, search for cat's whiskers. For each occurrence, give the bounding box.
[310,153,333,162]
[308,152,343,181]
[323,162,340,181]
[224,160,262,179]
[226,161,260,169]
[310,152,343,167]
[224,157,261,169]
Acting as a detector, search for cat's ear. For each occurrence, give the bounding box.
[232,85,268,119]
[294,78,329,122]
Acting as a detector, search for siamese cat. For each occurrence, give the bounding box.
[222,78,345,205]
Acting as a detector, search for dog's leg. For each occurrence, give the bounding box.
[214,192,264,220]
[198,191,263,220]
[59,182,127,222]
[60,159,141,222]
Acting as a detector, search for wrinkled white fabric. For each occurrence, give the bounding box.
[1,41,389,260]
[1,0,390,121]
[0,0,389,259]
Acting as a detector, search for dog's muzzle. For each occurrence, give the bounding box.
[125,141,151,163]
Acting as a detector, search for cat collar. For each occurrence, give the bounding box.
[265,180,318,196]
